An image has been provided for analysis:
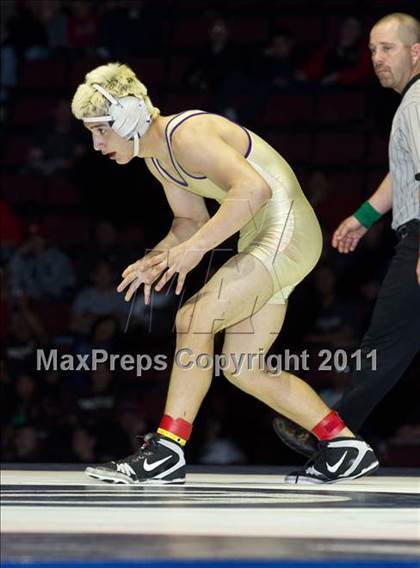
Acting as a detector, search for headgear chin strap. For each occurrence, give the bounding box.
[83,83,152,158]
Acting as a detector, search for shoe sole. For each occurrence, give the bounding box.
[272,417,317,458]
[285,460,380,484]
[85,467,185,485]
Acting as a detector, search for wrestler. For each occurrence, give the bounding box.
[71,63,379,484]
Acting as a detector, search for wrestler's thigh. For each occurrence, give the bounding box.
[223,301,287,357]
[178,253,274,334]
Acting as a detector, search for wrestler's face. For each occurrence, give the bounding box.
[84,122,133,164]
[369,20,417,93]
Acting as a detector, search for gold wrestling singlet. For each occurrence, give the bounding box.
[150,111,323,304]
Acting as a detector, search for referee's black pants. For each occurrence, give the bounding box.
[336,220,420,432]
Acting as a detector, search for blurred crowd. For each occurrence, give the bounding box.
[1,0,419,467]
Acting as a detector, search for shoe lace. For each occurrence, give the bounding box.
[115,433,160,465]
[293,442,326,483]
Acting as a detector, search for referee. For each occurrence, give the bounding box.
[274,12,420,457]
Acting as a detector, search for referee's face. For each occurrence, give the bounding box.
[369,21,414,93]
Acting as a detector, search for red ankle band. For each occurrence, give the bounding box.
[157,415,192,445]
[311,411,345,440]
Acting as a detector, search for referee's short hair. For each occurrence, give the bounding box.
[373,13,420,45]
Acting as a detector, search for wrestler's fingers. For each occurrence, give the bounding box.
[155,267,176,292]
[175,272,186,295]
[144,284,152,305]
[117,271,139,293]
[122,261,142,278]
[125,278,142,302]
[144,253,166,270]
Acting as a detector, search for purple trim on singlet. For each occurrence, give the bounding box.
[243,127,252,158]
[155,111,254,187]
[151,157,187,187]
[169,112,208,179]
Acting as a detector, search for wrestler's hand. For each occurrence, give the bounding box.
[332,216,368,254]
[118,257,165,304]
[145,243,205,295]
[416,256,420,286]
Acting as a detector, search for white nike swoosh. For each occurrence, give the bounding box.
[143,455,172,472]
[326,451,348,473]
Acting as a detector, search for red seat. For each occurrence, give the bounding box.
[2,136,32,166]
[164,92,211,114]
[69,57,106,88]
[266,131,311,163]
[1,173,45,205]
[125,57,165,86]
[316,91,366,123]
[168,56,192,87]
[12,96,57,126]
[230,18,269,45]
[44,215,90,246]
[366,168,387,192]
[261,93,315,125]
[45,177,80,206]
[20,60,68,89]
[312,131,365,165]
[279,16,322,43]
[170,17,209,50]
[367,132,389,165]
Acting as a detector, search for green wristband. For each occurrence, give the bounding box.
[354,201,382,229]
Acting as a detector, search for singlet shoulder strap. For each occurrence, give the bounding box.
[164,110,209,182]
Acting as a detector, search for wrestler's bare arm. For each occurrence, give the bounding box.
[117,160,210,303]
[144,158,210,253]
[172,125,272,253]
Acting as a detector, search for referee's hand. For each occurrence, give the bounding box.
[332,216,368,254]
[416,256,420,286]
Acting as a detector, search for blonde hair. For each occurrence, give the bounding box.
[374,13,420,45]
[71,62,160,121]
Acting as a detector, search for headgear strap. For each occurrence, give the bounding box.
[83,83,152,158]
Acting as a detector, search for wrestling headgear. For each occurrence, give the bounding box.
[83,83,152,158]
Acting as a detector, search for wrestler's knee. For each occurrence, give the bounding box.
[175,303,195,335]
[223,363,257,393]
[175,299,218,336]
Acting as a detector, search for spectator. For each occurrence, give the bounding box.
[67,1,98,54]
[0,200,23,263]
[4,311,43,377]
[27,98,86,176]
[77,220,134,284]
[9,223,75,301]
[255,27,300,89]
[11,373,41,427]
[319,370,349,408]
[304,265,361,349]
[184,16,243,117]
[38,0,68,53]
[0,11,17,104]
[70,425,97,463]
[7,1,49,60]
[71,259,128,334]
[298,16,370,86]
[13,424,44,461]
[199,418,247,465]
[78,364,116,416]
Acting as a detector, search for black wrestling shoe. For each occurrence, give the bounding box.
[85,433,186,485]
[273,415,317,458]
[285,436,379,484]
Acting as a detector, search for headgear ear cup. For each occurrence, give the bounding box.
[109,96,151,139]
[83,84,152,157]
